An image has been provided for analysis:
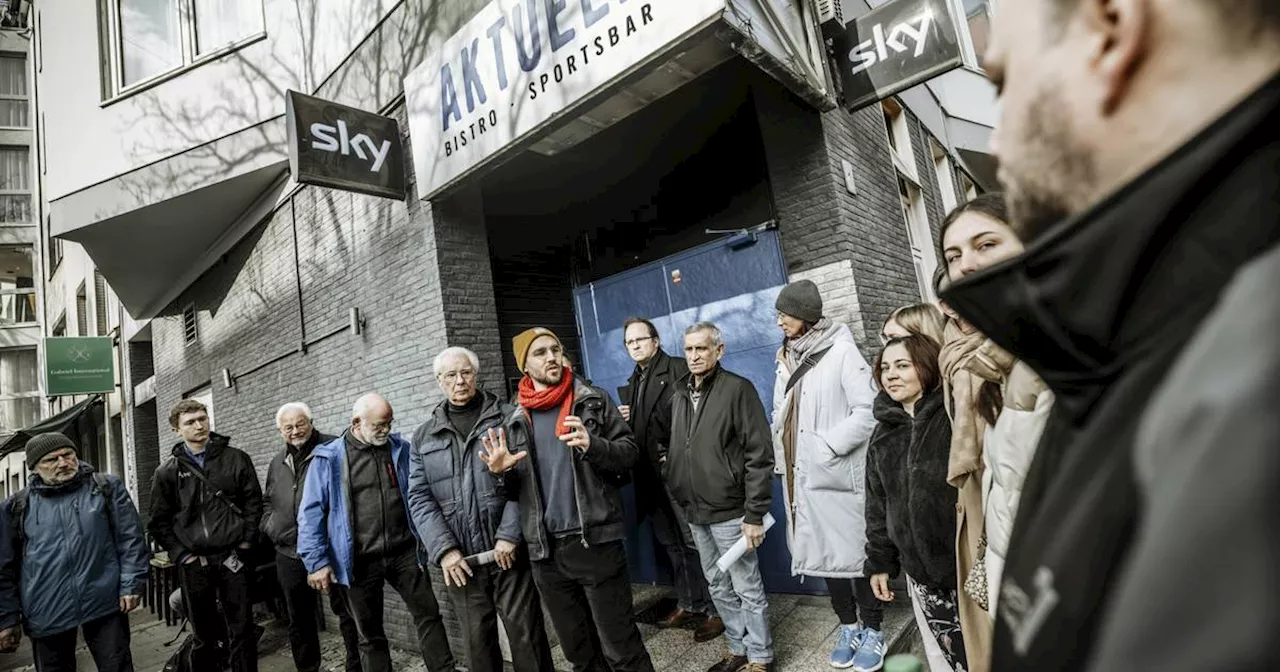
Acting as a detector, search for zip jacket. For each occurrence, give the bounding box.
[494,377,638,561]
[261,431,337,558]
[148,434,263,561]
[408,391,521,565]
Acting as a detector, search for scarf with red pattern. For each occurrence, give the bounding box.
[517,365,575,435]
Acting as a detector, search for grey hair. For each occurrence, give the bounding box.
[275,402,313,427]
[433,346,480,377]
[352,393,390,420]
[684,321,723,347]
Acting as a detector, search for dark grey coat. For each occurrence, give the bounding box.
[408,391,521,565]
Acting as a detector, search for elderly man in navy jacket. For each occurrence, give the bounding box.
[0,432,149,672]
[297,393,455,672]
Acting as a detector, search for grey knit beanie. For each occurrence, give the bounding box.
[775,280,824,324]
[26,432,77,470]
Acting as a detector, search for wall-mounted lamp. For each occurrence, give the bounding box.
[349,307,363,335]
[221,368,233,389]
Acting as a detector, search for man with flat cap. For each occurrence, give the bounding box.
[0,432,149,672]
[480,327,654,672]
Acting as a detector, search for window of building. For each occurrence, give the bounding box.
[931,140,959,215]
[881,98,917,181]
[95,270,111,336]
[0,245,36,326]
[76,283,88,337]
[958,171,979,201]
[954,0,995,70]
[899,175,939,302]
[0,55,29,129]
[0,146,30,224]
[51,312,66,337]
[100,0,265,94]
[0,348,40,434]
[182,303,198,344]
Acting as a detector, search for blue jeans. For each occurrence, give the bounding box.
[689,517,774,663]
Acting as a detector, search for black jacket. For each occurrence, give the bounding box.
[496,377,638,561]
[261,431,336,558]
[148,434,264,560]
[665,365,774,526]
[863,389,956,591]
[942,71,1280,671]
[624,350,689,514]
[408,391,522,565]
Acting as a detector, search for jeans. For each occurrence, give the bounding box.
[648,486,715,615]
[31,612,133,672]
[345,549,455,672]
[689,517,774,664]
[181,557,257,672]
[826,577,884,630]
[277,553,362,672]
[529,537,654,672]
[447,558,553,672]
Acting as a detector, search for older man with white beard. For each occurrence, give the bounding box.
[297,394,455,672]
[261,403,360,672]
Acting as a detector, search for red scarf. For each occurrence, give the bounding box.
[517,365,575,435]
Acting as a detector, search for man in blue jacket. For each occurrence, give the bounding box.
[0,432,149,672]
[297,393,455,672]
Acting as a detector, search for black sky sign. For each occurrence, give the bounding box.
[837,0,964,112]
[286,90,407,200]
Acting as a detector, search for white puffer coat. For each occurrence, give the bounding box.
[771,323,878,579]
[982,361,1054,616]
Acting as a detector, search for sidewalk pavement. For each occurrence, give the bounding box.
[0,586,918,672]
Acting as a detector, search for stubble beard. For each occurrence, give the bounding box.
[1003,87,1098,243]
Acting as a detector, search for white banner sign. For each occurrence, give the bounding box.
[405,0,725,200]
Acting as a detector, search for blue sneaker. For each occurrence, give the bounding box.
[851,628,885,672]
[829,624,864,668]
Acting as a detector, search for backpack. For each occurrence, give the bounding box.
[8,472,115,547]
[161,625,197,672]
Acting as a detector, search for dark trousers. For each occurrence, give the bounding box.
[530,538,654,672]
[181,558,257,672]
[31,612,133,672]
[826,577,884,630]
[277,553,362,672]
[647,486,715,615]
[446,559,553,672]
[345,549,454,672]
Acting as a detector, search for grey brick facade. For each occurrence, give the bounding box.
[142,68,968,658]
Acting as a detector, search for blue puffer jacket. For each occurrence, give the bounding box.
[0,464,149,638]
[297,433,422,587]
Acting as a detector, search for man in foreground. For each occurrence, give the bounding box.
[297,393,455,672]
[0,433,149,672]
[943,1,1280,668]
[480,327,653,672]
[666,322,776,672]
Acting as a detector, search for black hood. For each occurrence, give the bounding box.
[872,390,910,426]
[942,71,1280,422]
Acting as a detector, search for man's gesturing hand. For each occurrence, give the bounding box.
[442,550,473,587]
[558,416,591,451]
[479,427,527,474]
[742,522,765,550]
[308,566,334,595]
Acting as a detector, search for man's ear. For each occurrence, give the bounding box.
[1084,0,1152,114]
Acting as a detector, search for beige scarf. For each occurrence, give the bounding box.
[939,321,1016,486]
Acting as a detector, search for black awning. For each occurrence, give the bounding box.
[0,395,104,461]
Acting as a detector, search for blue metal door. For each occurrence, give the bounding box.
[573,229,818,595]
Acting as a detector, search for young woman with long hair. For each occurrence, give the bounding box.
[880,303,947,346]
[936,194,1054,672]
[865,335,967,672]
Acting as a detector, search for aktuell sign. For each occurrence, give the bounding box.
[404,0,725,201]
[836,0,964,112]
[286,90,408,200]
[45,337,116,396]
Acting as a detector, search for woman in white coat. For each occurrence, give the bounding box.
[770,280,880,671]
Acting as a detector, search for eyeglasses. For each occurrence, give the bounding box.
[440,370,476,384]
[368,420,393,432]
[624,336,655,347]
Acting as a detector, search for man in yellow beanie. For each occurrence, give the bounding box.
[482,327,655,672]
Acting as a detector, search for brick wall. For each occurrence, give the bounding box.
[147,102,497,654]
